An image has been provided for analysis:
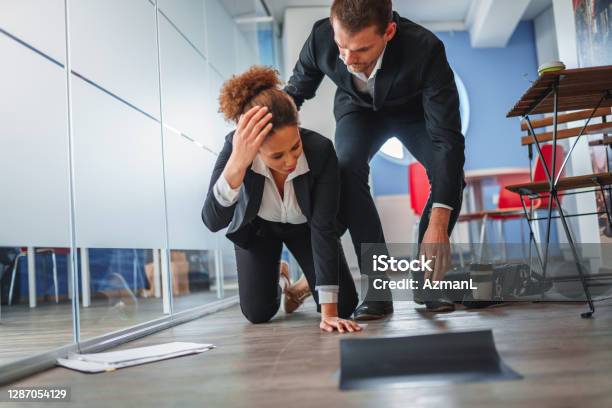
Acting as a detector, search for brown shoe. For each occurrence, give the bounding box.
[279,260,291,293]
[284,275,311,314]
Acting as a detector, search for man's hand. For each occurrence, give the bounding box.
[420,207,452,282]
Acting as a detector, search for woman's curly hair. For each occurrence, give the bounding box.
[218,65,298,131]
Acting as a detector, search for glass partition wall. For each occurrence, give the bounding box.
[0,0,271,374]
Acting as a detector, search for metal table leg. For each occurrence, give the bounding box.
[522,84,607,317]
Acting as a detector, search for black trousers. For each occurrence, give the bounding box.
[335,110,464,267]
[235,217,359,324]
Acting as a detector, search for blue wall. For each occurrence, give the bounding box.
[13,249,149,300]
[371,21,539,197]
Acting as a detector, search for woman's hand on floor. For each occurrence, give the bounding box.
[320,316,362,333]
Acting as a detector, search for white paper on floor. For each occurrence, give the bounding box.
[57,342,215,373]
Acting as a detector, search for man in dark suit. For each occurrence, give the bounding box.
[285,0,466,319]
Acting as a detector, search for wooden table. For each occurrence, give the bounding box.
[506,172,612,195]
[507,66,612,117]
[464,167,530,210]
[588,136,612,146]
[462,168,530,243]
[507,66,612,318]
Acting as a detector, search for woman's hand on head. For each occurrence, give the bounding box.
[222,106,273,189]
[320,316,362,334]
[230,105,273,169]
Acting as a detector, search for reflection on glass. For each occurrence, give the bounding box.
[0,0,270,373]
[0,247,74,365]
[222,247,239,299]
[0,0,76,365]
[169,249,219,311]
[78,248,163,339]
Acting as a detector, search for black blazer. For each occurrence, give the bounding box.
[201,128,341,288]
[285,11,465,209]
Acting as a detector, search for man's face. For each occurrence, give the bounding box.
[332,18,396,74]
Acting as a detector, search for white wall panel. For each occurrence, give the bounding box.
[68,0,160,119]
[164,129,217,250]
[283,8,337,141]
[0,34,71,247]
[71,78,167,249]
[534,6,558,67]
[205,68,234,255]
[158,0,206,57]
[552,0,599,244]
[206,68,233,153]
[0,0,66,64]
[159,15,209,146]
[234,26,257,74]
[206,69,235,254]
[205,0,235,75]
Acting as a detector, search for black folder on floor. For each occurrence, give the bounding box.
[339,330,521,390]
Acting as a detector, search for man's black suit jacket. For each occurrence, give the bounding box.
[284,11,465,209]
[201,128,341,288]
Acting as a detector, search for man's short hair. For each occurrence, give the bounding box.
[330,0,393,35]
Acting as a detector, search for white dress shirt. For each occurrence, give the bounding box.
[213,152,339,303]
[340,45,387,98]
[339,47,454,212]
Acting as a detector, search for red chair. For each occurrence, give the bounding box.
[486,144,566,221]
[480,144,566,261]
[408,145,566,259]
[408,161,430,218]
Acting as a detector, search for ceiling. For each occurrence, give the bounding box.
[222,0,554,48]
[222,0,553,26]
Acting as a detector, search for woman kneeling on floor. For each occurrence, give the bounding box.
[201,66,361,333]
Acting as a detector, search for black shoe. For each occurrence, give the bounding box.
[353,300,394,321]
[461,293,502,309]
[424,298,455,312]
[461,300,500,309]
[414,290,454,311]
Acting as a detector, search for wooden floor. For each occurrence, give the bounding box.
[2,299,612,408]
[0,289,237,366]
